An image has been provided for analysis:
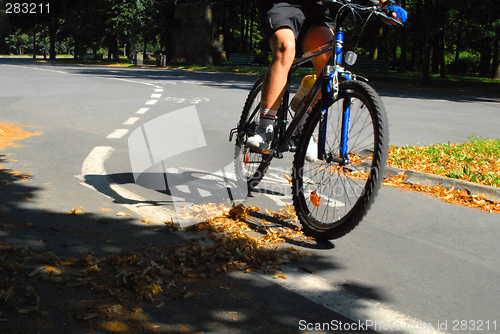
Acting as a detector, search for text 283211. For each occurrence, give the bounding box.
[5,3,49,14]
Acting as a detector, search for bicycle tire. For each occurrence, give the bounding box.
[292,80,388,240]
[234,76,272,189]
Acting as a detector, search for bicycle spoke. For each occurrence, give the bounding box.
[292,80,388,240]
[234,76,273,189]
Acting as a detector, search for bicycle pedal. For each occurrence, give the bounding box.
[228,127,238,142]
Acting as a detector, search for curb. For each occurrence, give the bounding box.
[385,166,500,203]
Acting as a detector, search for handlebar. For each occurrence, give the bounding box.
[323,0,404,27]
[373,9,404,26]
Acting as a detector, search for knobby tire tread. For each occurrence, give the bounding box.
[234,76,272,189]
[292,80,389,240]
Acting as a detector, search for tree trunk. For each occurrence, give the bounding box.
[494,64,500,80]
[240,2,246,53]
[433,29,446,78]
[32,26,37,59]
[48,16,58,60]
[250,4,255,53]
[492,33,499,79]
[398,0,407,71]
[453,15,462,73]
[479,41,492,77]
[113,38,120,62]
[371,25,383,60]
[421,0,432,86]
[130,34,135,59]
[74,39,79,59]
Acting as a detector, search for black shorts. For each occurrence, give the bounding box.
[258,1,335,42]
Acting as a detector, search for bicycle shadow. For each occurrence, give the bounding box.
[83,159,336,252]
[1,159,387,334]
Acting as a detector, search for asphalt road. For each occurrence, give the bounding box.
[1,57,499,334]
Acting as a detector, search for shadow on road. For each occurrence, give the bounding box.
[0,154,385,333]
[3,57,500,105]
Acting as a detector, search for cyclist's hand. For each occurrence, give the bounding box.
[386,5,407,23]
[378,0,407,24]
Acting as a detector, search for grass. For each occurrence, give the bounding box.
[388,136,500,188]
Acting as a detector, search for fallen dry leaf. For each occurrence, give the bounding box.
[86,265,102,272]
[383,173,500,214]
[116,212,131,216]
[69,206,83,215]
[183,291,195,299]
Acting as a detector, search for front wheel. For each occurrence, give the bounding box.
[292,80,389,240]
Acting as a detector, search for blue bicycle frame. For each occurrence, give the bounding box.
[317,28,352,165]
[259,0,401,163]
[270,28,353,165]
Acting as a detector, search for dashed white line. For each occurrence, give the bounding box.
[155,88,164,93]
[106,129,129,139]
[123,117,140,125]
[145,100,158,105]
[151,93,162,98]
[137,108,149,114]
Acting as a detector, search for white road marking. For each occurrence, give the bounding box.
[155,88,164,93]
[145,100,158,105]
[123,117,139,125]
[260,266,449,334]
[137,108,149,114]
[165,97,210,104]
[254,168,294,206]
[78,146,114,177]
[151,93,162,98]
[3,64,163,89]
[106,129,129,139]
[76,146,176,225]
[35,68,68,75]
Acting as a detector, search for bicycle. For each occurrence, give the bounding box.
[229,0,403,240]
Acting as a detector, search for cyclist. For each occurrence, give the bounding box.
[246,0,407,154]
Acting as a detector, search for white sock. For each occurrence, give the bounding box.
[259,108,277,129]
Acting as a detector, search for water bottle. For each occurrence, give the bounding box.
[290,74,316,113]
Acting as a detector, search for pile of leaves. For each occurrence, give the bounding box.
[0,122,40,150]
[383,173,500,213]
[0,204,312,315]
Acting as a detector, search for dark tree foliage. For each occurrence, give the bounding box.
[1,0,499,77]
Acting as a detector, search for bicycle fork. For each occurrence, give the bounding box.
[317,28,351,166]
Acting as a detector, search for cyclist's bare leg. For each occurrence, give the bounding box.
[245,28,296,150]
[302,25,334,76]
[260,28,296,112]
[260,26,332,112]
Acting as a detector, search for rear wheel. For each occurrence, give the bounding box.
[234,76,272,189]
[292,80,388,240]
